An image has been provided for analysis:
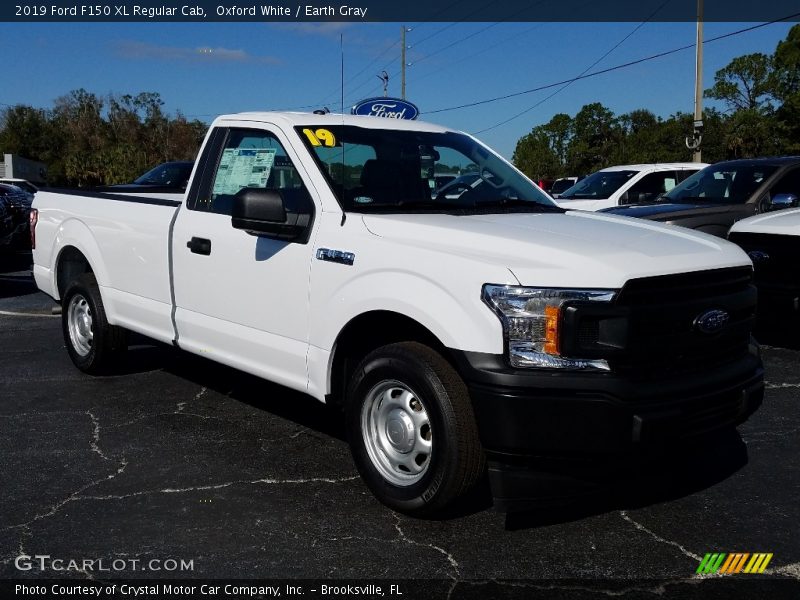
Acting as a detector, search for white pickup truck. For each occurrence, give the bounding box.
[729,207,800,327]
[32,112,764,514]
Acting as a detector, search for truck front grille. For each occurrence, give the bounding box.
[610,267,756,380]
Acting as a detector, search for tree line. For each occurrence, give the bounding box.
[0,90,206,186]
[512,24,800,180]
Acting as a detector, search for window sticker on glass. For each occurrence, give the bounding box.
[212,148,277,196]
[664,178,676,191]
[303,128,338,147]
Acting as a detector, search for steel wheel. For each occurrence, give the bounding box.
[361,380,432,486]
[67,293,93,357]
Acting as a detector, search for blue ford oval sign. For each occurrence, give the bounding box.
[352,97,419,120]
[694,309,729,334]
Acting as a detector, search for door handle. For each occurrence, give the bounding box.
[187,237,211,255]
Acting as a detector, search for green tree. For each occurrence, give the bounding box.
[566,103,621,174]
[704,53,776,112]
[512,128,560,181]
[773,24,800,153]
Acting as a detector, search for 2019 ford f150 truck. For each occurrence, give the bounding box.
[31,112,764,515]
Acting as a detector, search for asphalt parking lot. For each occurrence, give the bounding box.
[1,252,799,598]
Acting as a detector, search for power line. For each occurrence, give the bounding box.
[343,2,499,103]
[423,14,800,117]
[476,0,671,133]
[407,0,596,87]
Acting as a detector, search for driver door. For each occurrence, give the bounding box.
[171,125,319,392]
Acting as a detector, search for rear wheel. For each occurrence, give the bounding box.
[346,342,484,515]
[62,273,127,374]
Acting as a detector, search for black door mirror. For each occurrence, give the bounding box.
[231,188,314,243]
[766,193,798,212]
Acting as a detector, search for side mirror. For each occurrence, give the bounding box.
[231,188,314,244]
[766,193,798,212]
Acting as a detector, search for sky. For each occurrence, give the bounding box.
[0,18,794,158]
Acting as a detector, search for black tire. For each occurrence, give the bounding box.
[346,341,485,516]
[61,273,127,374]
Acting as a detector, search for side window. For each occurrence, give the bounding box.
[624,172,676,203]
[770,167,800,197]
[194,128,307,216]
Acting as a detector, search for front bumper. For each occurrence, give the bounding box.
[449,347,764,510]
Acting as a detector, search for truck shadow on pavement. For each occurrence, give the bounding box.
[505,428,748,530]
[124,335,348,442]
[122,337,749,526]
[755,323,800,351]
[0,251,36,299]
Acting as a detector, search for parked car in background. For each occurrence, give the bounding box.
[603,157,800,238]
[555,163,704,211]
[0,192,16,249]
[550,176,583,199]
[728,207,800,327]
[0,178,38,199]
[94,161,194,197]
[0,183,33,248]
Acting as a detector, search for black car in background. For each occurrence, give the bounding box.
[0,190,16,248]
[602,157,800,237]
[94,161,194,194]
[0,183,34,248]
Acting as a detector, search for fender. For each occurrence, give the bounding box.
[311,268,504,355]
[306,268,507,400]
[51,218,111,300]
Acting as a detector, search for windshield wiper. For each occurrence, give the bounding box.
[396,198,471,209]
[474,198,563,211]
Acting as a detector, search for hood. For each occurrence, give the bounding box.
[729,207,800,236]
[554,198,610,211]
[361,211,750,289]
[603,202,734,220]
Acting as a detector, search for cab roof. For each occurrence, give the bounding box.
[213,111,453,134]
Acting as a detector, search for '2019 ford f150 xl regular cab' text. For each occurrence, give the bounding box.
[31,112,764,514]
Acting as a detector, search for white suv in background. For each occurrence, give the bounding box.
[555,163,706,211]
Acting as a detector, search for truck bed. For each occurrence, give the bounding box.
[32,189,181,344]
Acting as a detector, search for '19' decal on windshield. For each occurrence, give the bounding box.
[303,128,338,147]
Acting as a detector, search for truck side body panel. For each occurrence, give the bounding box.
[32,191,178,344]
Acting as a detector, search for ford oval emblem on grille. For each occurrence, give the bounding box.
[747,250,770,263]
[694,309,729,334]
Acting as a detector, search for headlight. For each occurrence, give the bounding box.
[482,285,616,370]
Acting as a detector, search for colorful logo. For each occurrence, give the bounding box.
[696,553,773,574]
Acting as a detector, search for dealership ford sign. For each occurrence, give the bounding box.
[352,97,419,120]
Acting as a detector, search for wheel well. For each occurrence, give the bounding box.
[56,246,93,300]
[328,311,449,409]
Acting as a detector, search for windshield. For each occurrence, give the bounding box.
[664,163,779,204]
[133,162,193,187]
[296,125,559,213]
[558,170,636,200]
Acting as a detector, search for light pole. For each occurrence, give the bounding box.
[686,0,704,162]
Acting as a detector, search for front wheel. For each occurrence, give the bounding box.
[346,342,484,516]
[62,273,127,374]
